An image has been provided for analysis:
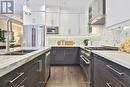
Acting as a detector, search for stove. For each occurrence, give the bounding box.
[80,46,119,87]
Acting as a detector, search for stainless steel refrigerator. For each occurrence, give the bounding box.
[23,25,45,47]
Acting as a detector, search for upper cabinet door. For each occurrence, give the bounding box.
[46,13,59,26]
[23,12,45,25]
[60,14,80,35]
[106,0,130,28]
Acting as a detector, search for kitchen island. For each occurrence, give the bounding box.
[0,47,50,77]
[0,47,51,87]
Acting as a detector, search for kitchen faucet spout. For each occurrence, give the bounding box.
[6,18,13,52]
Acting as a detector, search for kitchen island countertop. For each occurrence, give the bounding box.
[0,47,50,77]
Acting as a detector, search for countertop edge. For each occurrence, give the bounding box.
[92,51,130,70]
[0,47,51,77]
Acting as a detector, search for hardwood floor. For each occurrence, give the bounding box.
[45,66,88,87]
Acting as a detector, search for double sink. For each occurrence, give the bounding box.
[3,50,36,55]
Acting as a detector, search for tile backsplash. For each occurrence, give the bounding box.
[45,35,101,46]
[46,25,130,47]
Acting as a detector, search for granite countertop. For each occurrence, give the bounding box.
[92,51,130,69]
[0,47,51,77]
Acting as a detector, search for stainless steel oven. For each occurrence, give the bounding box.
[80,49,91,87]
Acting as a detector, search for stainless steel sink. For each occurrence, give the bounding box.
[3,52,26,55]
[15,50,36,53]
[3,50,36,55]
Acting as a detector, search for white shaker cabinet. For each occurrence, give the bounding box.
[60,14,80,35]
[46,12,59,26]
[106,0,130,28]
[23,12,45,25]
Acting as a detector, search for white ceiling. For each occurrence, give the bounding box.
[13,0,89,19]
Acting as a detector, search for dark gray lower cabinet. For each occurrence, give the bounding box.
[91,53,130,87]
[51,47,80,65]
[0,50,51,87]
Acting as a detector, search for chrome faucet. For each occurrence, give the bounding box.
[6,18,13,52]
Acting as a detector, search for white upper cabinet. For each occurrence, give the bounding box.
[106,0,130,28]
[59,13,80,35]
[46,12,59,26]
[23,12,45,25]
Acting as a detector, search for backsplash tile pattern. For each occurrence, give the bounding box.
[45,35,101,46]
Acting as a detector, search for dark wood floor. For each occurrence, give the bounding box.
[46,66,88,87]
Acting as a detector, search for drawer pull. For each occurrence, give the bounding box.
[46,51,50,56]
[17,77,27,87]
[106,82,112,87]
[106,65,124,76]
[80,55,90,64]
[84,53,90,57]
[37,60,42,72]
[9,72,24,83]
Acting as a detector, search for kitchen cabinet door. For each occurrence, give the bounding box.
[23,12,45,25]
[46,13,59,26]
[51,47,65,65]
[106,0,130,28]
[26,60,39,87]
[60,14,80,35]
[60,14,69,35]
[80,14,88,35]
[92,54,127,87]
[51,47,80,65]
[64,48,79,65]
[69,14,80,35]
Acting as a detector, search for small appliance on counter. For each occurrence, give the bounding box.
[65,41,75,46]
[57,40,75,46]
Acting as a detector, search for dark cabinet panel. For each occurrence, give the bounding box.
[0,50,51,87]
[51,47,79,65]
[92,53,129,87]
[51,47,65,65]
[64,48,79,64]
[26,63,39,87]
[0,61,30,87]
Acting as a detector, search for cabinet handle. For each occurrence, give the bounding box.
[17,77,27,87]
[106,65,124,76]
[106,82,112,87]
[84,53,90,57]
[19,85,24,87]
[46,51,50,56]
[37,60,42,72]
[9,72,24,83]
[80,55,90,64]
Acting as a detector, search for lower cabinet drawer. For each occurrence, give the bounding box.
[93,54,128,87]
[0,71,27,87]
